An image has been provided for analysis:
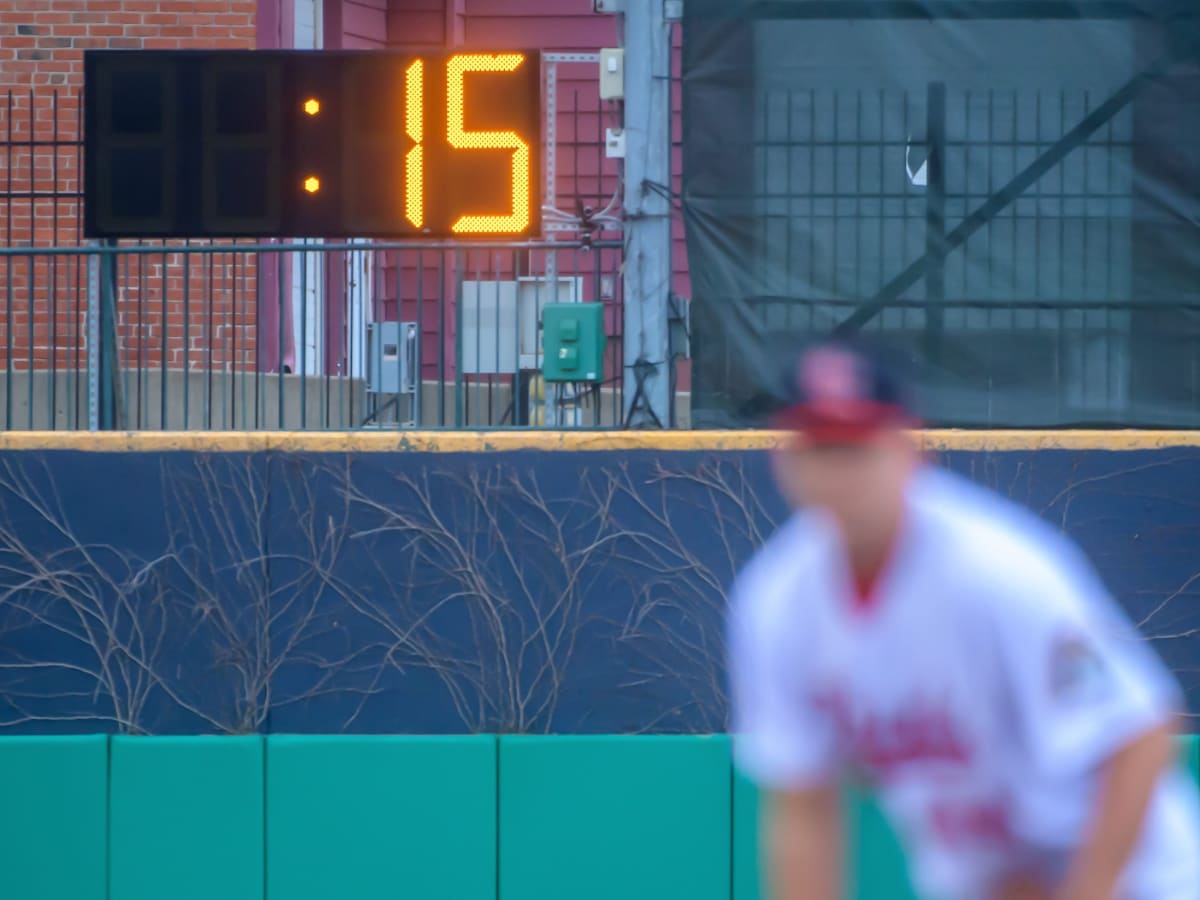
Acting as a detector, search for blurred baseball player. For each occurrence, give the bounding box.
[727,339,1200,900]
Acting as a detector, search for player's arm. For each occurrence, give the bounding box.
[1055,720,1176,900]
[727,575,844,900]
[990,558,1184,900]
[763,783,843,900]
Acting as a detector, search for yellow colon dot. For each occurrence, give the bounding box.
[303,98,320,116]
[303,176,320,194]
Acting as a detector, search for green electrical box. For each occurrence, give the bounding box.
[541,303,606,383]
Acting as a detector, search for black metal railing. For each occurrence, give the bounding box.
[1,73,636,431]
[0,240,627,430]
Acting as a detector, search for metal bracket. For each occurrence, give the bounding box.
[664,0,683,21]
[544,52,601,64]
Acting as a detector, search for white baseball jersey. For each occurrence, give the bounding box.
[728,465,1200,900]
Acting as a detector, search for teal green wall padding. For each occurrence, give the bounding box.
[1183,734,1199,785]
[499,735,732,900]
[265,735,496,900]
[732,770,762,900]
[0,733,1195,900]
[843,785,918,900]
[109,736,264,900]
[0,735,108,900]
[732,773,917,900]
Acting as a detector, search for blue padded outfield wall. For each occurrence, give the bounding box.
[0,431,1197,736]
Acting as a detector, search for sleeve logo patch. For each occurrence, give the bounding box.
[1048,632,1109,703]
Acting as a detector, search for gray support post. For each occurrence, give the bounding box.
[86,244,100,431]
[620,0,673,428]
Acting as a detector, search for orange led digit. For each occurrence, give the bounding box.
[404,59,423,229]
[446,53,532,234]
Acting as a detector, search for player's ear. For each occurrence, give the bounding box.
[768,443,805,509]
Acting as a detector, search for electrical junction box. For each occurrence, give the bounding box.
[599,48,624,99]
[542,303,606,383]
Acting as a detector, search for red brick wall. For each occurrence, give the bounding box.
[0,0,259,373]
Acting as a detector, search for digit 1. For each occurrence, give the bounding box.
[446,53,531,234]
[405,59,424,229]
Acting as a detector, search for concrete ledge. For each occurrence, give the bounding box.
[0,429,1198,452]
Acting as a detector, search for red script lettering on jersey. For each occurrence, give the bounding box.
[811,689,972,780]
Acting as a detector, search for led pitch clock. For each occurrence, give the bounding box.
[83,49,542,239]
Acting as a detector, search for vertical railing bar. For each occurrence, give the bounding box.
[205,246,214,430]
[322,246,331,430]
[159,247,168,429]
[299,244,308,429]
[70,247,80,429]
[394,248,404,428]
[253,250,263,430]
[136,244,146,429]
[415,248,425,428]
[26,88,34,429]
[438,251,446,426]
[220,246,230,430]
[595,243,604,427]
[26,251,34,429]
[471,251,482,426]
[6,91,15,430]
[232,249,240,430]
[119,250,131,429]
[336,247,343,429]
[277,250,286,430]
[132,244,142,432]
[515,248,524,426]
[454,249,465,427]
[49,90,60,429]
[75,92,84,428]
[492,250,501,426]
[182,243,191,428]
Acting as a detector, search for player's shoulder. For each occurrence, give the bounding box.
[728,509,833,636]
[911,467,1100,612]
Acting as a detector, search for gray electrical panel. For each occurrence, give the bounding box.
[366,322,419,426]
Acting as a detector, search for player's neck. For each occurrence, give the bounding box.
[843,499,906,591]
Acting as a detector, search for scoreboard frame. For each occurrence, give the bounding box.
[83,49,544,241]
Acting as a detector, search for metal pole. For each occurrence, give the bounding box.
[620,0,673,428]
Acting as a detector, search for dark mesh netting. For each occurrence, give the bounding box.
[682,1,1200,427]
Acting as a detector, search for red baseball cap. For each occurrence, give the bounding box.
[770,340,916,444]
